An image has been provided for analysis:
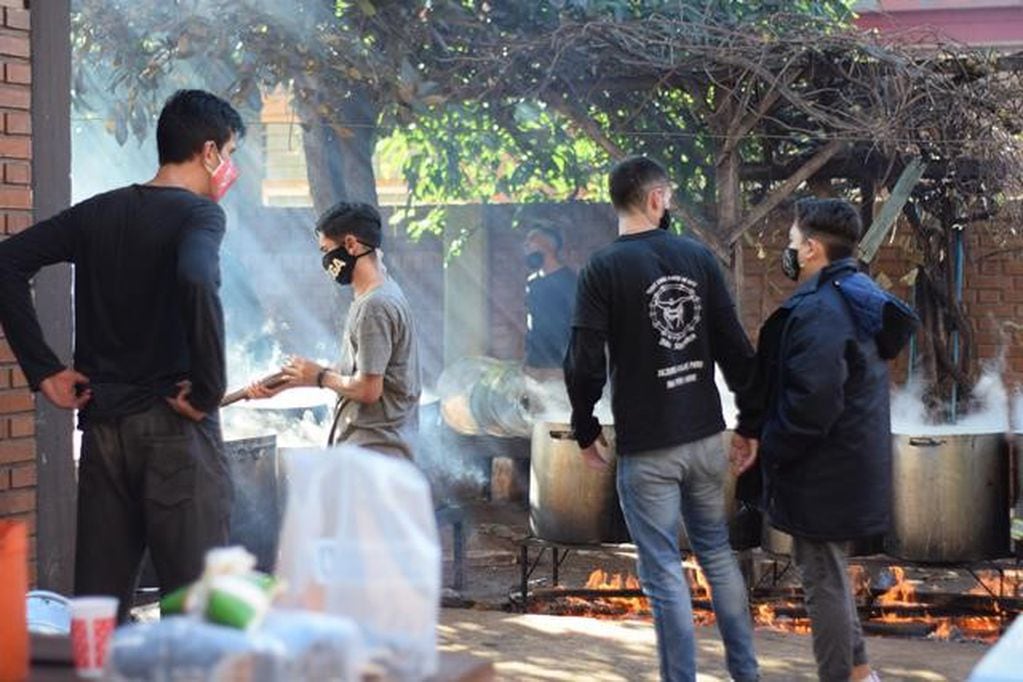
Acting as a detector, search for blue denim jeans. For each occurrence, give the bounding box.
[617,433,759,682]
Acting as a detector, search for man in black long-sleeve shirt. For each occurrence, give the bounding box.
[0,90,245,621]
[564,157,759,682]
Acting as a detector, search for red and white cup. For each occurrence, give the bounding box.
[69,596,118,678]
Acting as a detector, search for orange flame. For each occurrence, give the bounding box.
[537,563,1006,643]
[877,566,916,605]
[682,560,712,599]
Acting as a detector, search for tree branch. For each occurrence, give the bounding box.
[726,138,846,244]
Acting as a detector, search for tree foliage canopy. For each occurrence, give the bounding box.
[73,0,1023,415]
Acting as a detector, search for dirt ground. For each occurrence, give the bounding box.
[438,608,990,681]
[436,500,1003,681]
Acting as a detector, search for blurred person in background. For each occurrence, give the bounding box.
[523,225,577,382]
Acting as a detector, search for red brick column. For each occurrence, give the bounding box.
[0,0,35,583]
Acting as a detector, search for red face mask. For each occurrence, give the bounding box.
[207,151,239,202]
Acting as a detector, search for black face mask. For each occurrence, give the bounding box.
[525,251,544,270]
[658,209,672,231]
[781,247,801,281]
[322,245,370,286]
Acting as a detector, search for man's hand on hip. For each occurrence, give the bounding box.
[39,368,91,409]
[166,380,207,422]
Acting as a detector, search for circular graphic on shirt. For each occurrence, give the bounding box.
[647,276,702,351]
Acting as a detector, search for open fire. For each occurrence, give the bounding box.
[526,562,1020,643]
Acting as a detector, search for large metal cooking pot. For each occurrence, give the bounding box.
[1013,433,1023,557]
[529,422,629,544]
[885,433,1010,563]
[225,434,281,571]
[1013,433,1022,509]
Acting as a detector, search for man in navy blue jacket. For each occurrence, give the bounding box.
[733,198,918,682]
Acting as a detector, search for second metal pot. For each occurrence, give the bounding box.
[529,422,629,544]
[885,433,1010,563]
[225,434,281,572]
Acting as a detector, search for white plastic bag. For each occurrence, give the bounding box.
[275,445,441,680]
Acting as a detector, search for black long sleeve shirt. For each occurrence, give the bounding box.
[0,184,227,424]
[564,230,757,454]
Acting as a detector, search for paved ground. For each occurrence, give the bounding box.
[438,608,991,681]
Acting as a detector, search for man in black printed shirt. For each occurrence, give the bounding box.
[0,90,244,621]
[564,156,760,682]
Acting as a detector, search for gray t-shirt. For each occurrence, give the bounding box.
[330,278,421,459]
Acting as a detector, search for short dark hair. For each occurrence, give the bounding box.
[315,201,383,248]
[156,90,246,165]
[527,226,563,253]
[609,156,669,212]
[794,198,862,261]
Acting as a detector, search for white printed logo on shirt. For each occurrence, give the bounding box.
[646,275,702,351]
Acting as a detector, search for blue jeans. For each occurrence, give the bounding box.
[617,433,759,682]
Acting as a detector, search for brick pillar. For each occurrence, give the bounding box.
[0,0,35,583]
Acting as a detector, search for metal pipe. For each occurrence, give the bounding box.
[907,279,917,382]
[950,226,965,423]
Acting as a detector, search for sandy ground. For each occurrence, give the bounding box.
[434,500,1008,681]
[438,608,990,681]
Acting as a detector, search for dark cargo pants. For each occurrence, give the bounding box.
[792,536,870,682]
[75,402,232,622]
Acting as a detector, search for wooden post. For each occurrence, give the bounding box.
[858,158,926,264]
[717,148,742,313]
[32,0,75,594]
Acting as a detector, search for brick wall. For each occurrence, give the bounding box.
[0,0,34,581]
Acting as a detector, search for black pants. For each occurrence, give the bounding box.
[75,402,232,622]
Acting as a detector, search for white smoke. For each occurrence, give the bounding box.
[1012,389,1023,434]
[532,378,613,427]
[716,366,738,430]
[528,365,735,428]
[221,404,332,446]
[891,366,1010,435]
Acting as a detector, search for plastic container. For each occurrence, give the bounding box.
[0,521,28,681]
[26,590,71,635]
[69,596,119,678]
